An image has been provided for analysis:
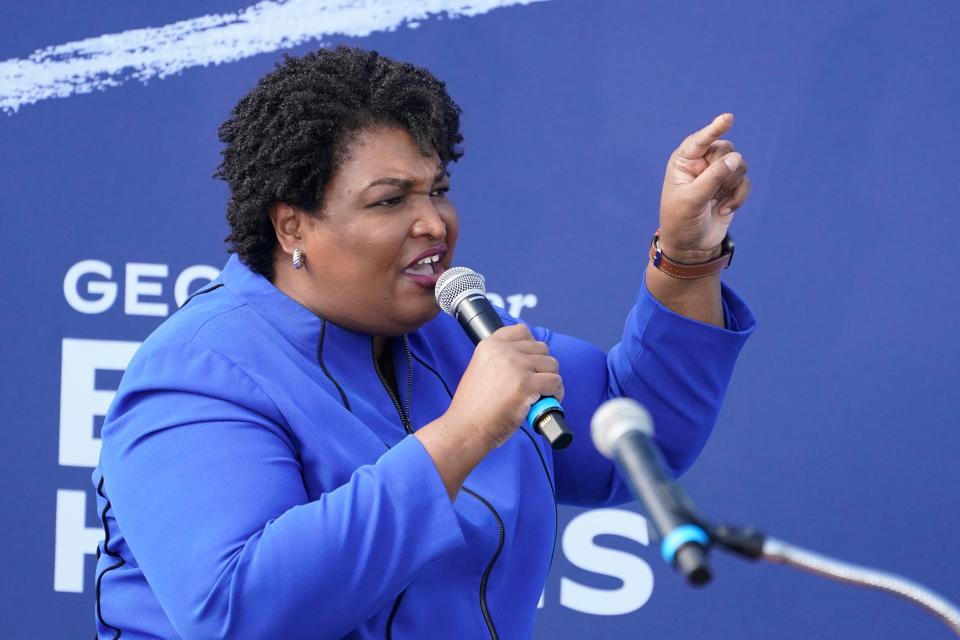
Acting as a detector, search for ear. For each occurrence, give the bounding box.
[268,202,307,254]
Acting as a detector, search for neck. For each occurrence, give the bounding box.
[372,335,389,359]
[272,255,391,359]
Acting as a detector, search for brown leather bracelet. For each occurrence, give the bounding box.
[648,228,735,279]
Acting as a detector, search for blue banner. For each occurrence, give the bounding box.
[2,1,958,637]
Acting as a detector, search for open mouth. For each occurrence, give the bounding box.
[403,245,447,280]
[404,253,441,276]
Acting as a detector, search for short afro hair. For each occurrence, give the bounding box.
[215,46,464,279]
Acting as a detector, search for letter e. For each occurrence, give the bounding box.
[59,338,140,468]
[125,263,169,316]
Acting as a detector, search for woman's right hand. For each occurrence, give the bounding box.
[446,323,563,448]
[415,323,563,500]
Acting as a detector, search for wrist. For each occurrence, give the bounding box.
[416,412,496,500]
[435,409,499,456]
[656,238,723,264]
[644,261,725,327]
[650,229,734,281]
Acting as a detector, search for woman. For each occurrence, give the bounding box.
[94,47,754,639]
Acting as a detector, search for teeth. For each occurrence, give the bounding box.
[416,254,440,265]
[406,263,433,276]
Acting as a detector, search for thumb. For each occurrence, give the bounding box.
[687,152,741,202]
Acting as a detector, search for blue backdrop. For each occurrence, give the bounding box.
[2,0,959,637]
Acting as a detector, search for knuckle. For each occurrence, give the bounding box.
[547,374,563,397]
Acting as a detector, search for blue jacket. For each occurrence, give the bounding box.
[94,254,755,639]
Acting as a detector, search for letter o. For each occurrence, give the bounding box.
[174,265,220,308]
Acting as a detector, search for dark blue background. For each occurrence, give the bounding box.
[2,0,958,637]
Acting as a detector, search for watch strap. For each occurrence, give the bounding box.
[648,229,734,279]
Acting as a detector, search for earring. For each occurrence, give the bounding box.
[292,247,305,270]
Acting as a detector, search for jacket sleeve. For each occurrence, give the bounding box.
[530,278,756,507]
[98,339,465,640]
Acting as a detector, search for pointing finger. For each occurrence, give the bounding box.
[677,114,734,160]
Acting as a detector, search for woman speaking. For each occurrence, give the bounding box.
[94,46,755,639]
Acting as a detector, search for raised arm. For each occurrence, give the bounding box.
[648,112,751,325]
[540,114,756,506]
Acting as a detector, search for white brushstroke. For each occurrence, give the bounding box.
[0,0,547,114]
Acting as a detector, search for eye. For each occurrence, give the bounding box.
[373,195,405,208]
[430,186,450,199]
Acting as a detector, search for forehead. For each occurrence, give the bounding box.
[336,126,441,183]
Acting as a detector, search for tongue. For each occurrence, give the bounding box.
[405,262,434,276]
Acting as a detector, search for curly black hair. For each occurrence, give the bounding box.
[215,46,464,279]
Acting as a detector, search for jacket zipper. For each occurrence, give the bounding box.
[459,487,504,640]
[372,335,413,430]
[372,337,503,640]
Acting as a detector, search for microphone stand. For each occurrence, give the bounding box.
[691,520,960,637]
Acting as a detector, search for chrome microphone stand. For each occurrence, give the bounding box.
[706,523,960,637]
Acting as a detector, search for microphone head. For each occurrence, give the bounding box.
[591,398,654,459]
[435,266,486,316]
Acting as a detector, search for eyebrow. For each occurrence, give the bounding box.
[362,170,448,192]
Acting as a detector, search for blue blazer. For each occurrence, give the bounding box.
[94,254,755,639]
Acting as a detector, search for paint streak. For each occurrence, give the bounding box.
[0,0,547,114]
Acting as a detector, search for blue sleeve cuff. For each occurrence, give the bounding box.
[608,277,756,475]
[638,276,757,337]
[378,435,467,556]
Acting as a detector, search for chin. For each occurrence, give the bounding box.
[393,304,442,335]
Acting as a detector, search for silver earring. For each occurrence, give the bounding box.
[292,247,305,270]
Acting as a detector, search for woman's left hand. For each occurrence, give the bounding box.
[657,113,751,262]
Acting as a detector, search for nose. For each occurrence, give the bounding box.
[411,196,448,241]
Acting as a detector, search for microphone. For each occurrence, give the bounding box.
[435,267,573,449]
[591,397,712,585]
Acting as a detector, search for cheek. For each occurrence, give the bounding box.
[442,206,460,246]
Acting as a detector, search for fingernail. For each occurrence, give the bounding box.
[722,113,734,123]
[723,154,740,171]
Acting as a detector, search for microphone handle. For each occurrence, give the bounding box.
[614,430,711,585]
[454,294,504,342]
[454,295,573,449]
